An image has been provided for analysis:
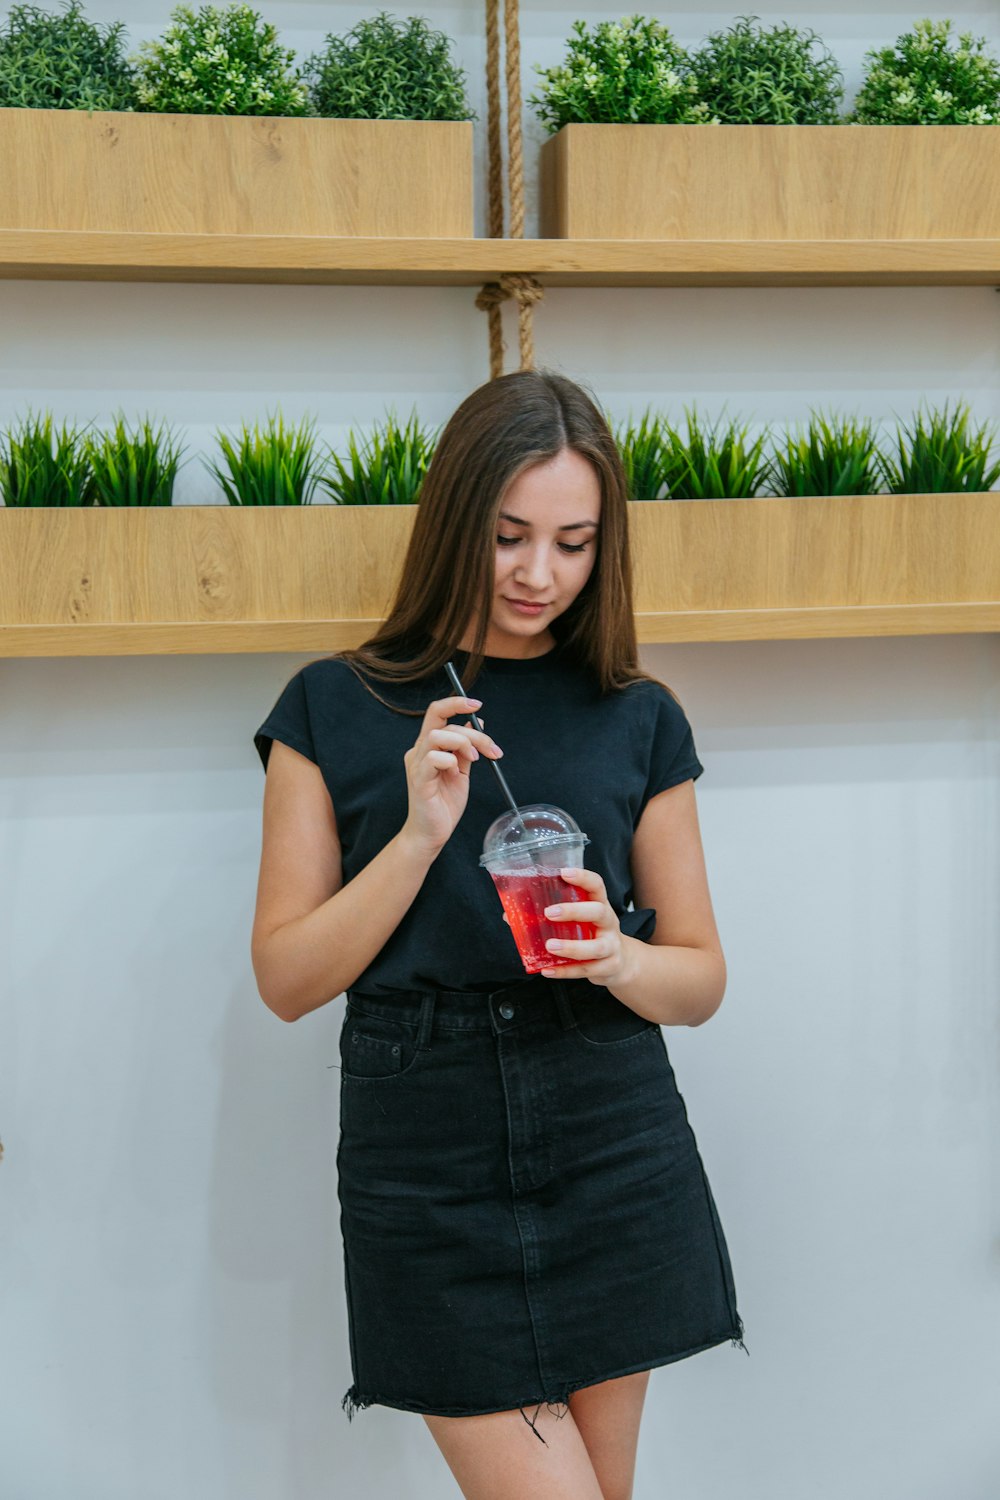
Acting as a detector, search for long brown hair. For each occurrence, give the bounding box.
[338,369,654,705]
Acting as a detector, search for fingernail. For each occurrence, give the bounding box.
[546,939,563,952]
[545,905,563,918]
[491,745,504,758]
[468,698,482,707]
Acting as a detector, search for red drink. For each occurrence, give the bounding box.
[491,868,597,974]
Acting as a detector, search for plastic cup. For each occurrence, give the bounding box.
[479,803,597,974]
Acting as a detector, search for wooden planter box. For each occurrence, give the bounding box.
[0,109,473,237]
[540,125,1000,240]
[1,494,998,655]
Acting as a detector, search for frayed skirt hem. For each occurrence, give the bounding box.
[342,1317,748,1442]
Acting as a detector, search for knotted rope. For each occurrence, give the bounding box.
[476,0,544,377]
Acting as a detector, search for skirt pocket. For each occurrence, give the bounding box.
[339,1005,424,1083]
[566,986,659,1049]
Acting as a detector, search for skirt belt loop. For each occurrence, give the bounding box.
[554,981,578,1031]
[416,992,436,1050]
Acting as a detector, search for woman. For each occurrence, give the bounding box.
[251,370,746,1500]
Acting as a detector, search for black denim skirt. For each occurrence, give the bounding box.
[337,975,746,1435]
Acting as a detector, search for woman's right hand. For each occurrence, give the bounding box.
[400,695,504,857]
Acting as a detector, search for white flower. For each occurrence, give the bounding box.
[931,89,953,106]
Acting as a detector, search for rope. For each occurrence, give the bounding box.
[504,0,526,241]
[477,0,543,377]
[484,0,504,242]
[478,0,505,376]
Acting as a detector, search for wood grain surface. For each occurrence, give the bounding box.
[1,229,998,286]
[1,494,997,654]
[540,124,1000,241]
[0,110,473,237]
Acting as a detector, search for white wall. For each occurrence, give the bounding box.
[2,3,1000,1497]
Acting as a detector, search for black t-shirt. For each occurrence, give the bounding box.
[253,642,703,994]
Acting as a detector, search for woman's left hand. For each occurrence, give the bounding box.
[539,867,638,986]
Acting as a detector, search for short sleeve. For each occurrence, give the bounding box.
[254,668,319,772]
[640,683,703,814]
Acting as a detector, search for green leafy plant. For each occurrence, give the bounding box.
[529,16,711,133]
[850,19,1000,124]
[661,410,771,499]
[689,15,844,124]
[0,1,137,110]
[768,413,882,497]
[878,403,1000,493]
[319,410,440,505]
[207,414,320,505]
[612,409,689,501]
[134,3,309,116]
[306,12,472,121]
[85,415,185,506]
[0,411,95,506]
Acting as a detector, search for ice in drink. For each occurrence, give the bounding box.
[479,803,595,975]
[490,868,597,973]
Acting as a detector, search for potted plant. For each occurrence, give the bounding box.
[3,400,997,651]
[0,406,430,643]
[0,3,474,238]
[536,15,1000,242]
[609,397,999,635]
[614,408,771,500]
[319,409,439,505]
[767,414,882,498]
[850,20,1000,125]
[0,411,95,506]
[877,402,1000,494]
[86,416,186,506]
[301,12,474,237]
[0,1,136,110]
[207,414,321,506]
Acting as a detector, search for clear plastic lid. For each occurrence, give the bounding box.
[479,803,590,869]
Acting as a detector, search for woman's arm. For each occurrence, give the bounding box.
[251,695,502,1022]
[538,778,727,1028]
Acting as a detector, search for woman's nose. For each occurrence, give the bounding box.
[514,547,553,590]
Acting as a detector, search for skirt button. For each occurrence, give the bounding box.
[499,1002,515,1020]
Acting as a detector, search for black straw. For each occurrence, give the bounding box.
[444,659,526,828]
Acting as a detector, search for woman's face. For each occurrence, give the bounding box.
[463,447,602,658]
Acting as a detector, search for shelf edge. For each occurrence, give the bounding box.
[3,602,999,656]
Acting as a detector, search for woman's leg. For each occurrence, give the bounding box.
[423,1404,606,1500]
[567,1370,651,1500]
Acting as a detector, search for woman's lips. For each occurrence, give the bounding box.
[504,598,550,614]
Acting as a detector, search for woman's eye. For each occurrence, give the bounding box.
[496,536,590,554]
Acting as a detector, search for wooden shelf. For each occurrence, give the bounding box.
[1,230,1000,287]
[2,494,998,656]
[2,601,998,657]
